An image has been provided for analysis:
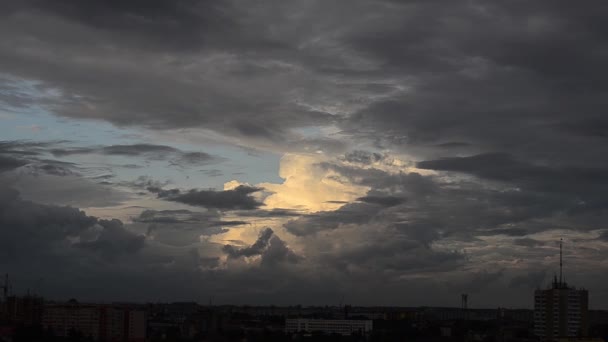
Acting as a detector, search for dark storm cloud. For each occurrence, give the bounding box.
[101,144,177,156]
[555,118,608,138]
[0,140,61,171]
[51,144,219,166]
[135,209,247,227]
[2,0,608,156]
[28,162,75,176]
[136,209,238,247]
[0,141,84,176]
[0,155,26,171]
[173,152,217,165]
[0,141,131,206]
[2,0,608,306]
[0,0,339,144]
[311,230,465,277]
[292,162,591,242]
[417,153,522,180]
[417,153,608,207]
[0,140,63,156]
[0,0,234,50]
[342,150,383,165]
[285,201,382,236]
[597,231,608,241]
[223,227,299,265]
[150,185,263,210]
[393,222,441,247]
[0,184,144,261]
[0,181,220,301]
[356,194,406,207]
[76,219,145,257]
[321,162,438,194]
[125,175,169,191]
[231,208,302,218]
[435,142,471,149]
[223,228,274,259]
[334,0,608,185]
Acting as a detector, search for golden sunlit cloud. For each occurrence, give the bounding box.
[258,153,369,213]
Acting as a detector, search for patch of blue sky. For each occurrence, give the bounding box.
[175,142,282,189]
[0,77,282,189]
[293,125,325,138]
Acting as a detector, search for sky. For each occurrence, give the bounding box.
[1,0,608,308]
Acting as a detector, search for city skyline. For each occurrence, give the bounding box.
[1,0,608,308]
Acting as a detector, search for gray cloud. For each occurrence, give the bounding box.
[97,144,177,156]
[342,150,383,165]
[0,0,338,146]
[150,185,263,210]
[0,155,26,172]
[597,231,608,241]
[231,208,303,218]
[509,270,547,289]
[223,227,299,266]
[513,238,546,247]
[417,153,608,212]
[357,194,406,207]
[6,172,130,208]
[76,219,145,257]
[25,160,77,177]
[284,201,382,236]
[0,140,63,156]
[2,0,608,306]
[51,144,219,166]
[131,208,249,247]
[0,184,143,262]
[135,209,247,227]
[0,140,51,172]
[223,228,274,259]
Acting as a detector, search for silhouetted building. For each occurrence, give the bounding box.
[1,295,43,326]
[285,318,372,336]
[534,280,589,340]
[534,240,589,341]
[43,300,146,342]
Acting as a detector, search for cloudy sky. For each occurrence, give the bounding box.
[1,0,608,308]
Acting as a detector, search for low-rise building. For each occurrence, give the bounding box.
[285,318,372,336]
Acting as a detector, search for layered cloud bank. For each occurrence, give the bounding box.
[1,0,608,307]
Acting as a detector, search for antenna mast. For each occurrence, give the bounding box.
[559,238,563,287]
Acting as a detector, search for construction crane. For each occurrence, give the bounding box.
[0,274,9,301]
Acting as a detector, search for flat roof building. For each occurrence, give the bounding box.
[43,301,146,342]
[534,240,589,341]
[285,318,372,336]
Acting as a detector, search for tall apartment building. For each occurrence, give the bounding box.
[534,240,589,341]
[0,295,44,326]
[42,301,146,342]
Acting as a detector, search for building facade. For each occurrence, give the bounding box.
[0,295,44,326]
[534,277,589,341]
[285,318,372,336]
[43,301,146,342]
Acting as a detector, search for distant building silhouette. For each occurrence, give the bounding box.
[534,239,589,341]
[43,300,146,341]
[285,318,372,336]
[0,294,43,326]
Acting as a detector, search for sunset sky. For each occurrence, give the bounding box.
[1,0,608,308]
